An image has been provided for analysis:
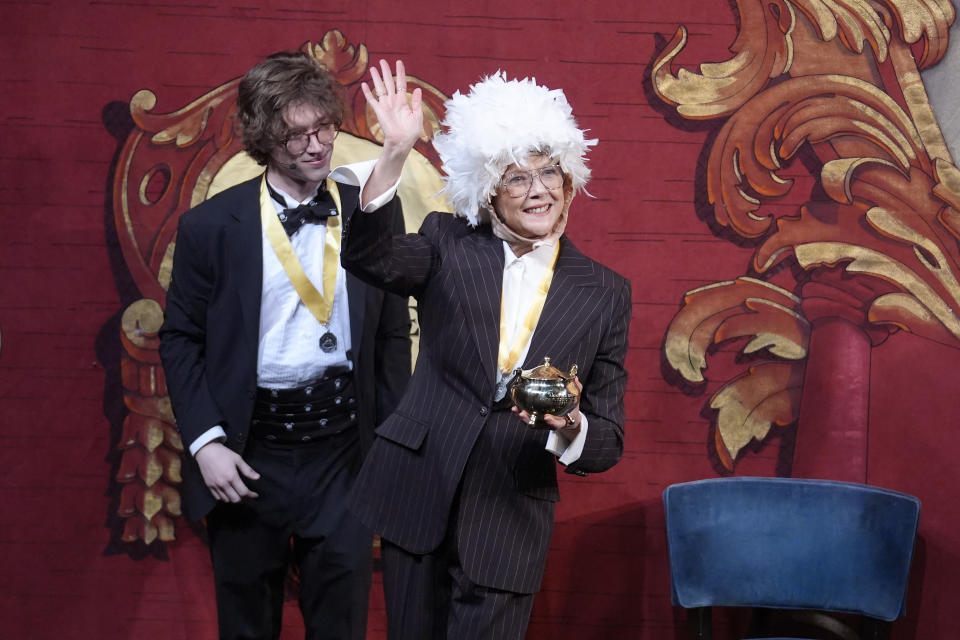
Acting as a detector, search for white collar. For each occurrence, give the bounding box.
[502,239,557,268]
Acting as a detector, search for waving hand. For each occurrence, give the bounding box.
[362,59,425,203]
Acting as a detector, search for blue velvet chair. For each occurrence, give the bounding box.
[662,477,921,640]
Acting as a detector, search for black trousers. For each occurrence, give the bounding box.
[206,428,372,640]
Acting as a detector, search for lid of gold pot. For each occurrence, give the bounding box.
[523,357,573,380]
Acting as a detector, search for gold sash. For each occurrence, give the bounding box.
[497,242,560,374]
[259,175,342,325]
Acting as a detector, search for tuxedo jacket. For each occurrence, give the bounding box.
[342,200,631,593]
[158,175,411,522]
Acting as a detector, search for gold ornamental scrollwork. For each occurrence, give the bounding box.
[116,298,182,544]
[110,32,450,547]
[653,0,958,469]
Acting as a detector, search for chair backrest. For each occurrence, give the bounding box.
[663,477,921,622]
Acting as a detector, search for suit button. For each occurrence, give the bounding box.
[479,406,489,416]
[237,433,246,443]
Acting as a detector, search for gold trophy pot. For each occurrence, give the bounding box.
[508,358,579,427]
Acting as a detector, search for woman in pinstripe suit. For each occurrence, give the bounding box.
[340,60,632,640]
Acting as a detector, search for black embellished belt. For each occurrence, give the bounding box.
[251,369,357,443]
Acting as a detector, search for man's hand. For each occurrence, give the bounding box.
[194,441,260,503]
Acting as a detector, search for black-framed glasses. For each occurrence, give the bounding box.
[497,163,564,198]
[283,123,339,155]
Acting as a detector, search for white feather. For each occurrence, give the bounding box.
[433,71,597,226]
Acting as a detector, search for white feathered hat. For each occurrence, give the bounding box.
[433,71,597,226]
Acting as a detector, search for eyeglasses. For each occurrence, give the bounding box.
[497,163,564,198]
[283,123,339,155]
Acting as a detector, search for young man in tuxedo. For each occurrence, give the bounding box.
[159,51,411,640]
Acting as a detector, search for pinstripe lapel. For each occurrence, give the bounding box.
[524,237,604,367]
[453,226,504,390]
[226,178,264,367]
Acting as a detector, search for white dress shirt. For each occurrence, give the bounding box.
[496,242,588,465]
[257,182,352,387]
[189,165,397,455]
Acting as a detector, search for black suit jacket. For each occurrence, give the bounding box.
[341,199,631,593]
[159,175,411,521]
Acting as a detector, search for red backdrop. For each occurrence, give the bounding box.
[1,1,958,638]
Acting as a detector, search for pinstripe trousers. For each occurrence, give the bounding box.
[381,539,535,640]
[343,207,632,638]
[376,404,554,640]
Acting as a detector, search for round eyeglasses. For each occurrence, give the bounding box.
[283,123,339,155]
[498,163,564,198]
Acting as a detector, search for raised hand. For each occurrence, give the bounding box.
[362,59,424,154]
[361,59,425,204]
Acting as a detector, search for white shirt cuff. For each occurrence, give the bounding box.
[329,160,401,212]
[545,414,589,465]
[189,426,227,457]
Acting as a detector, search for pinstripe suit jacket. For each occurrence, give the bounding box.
[342,199,631,593]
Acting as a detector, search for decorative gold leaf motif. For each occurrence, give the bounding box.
[655,0,957,470]
[131,84,239,149]
[791,0,890,60]
[820,157,899,205]
[884,0,955,68]
[796,241,960,339]
[665,277,808,384]
[306,30,368,85]
[755,162,960,345]
[933,157,960,214]
[705,74,925,238]
[114,298,183,545]
[654,0,954,120]
[710,361,805,467]
[652,1,795,119]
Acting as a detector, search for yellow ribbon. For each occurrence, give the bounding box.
[497,242,560,374]
[259,175,342,325]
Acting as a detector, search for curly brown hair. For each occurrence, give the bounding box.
[236,51,346,166]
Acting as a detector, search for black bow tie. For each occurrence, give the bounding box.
[278,202,337,236]
[267,181,338,236]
